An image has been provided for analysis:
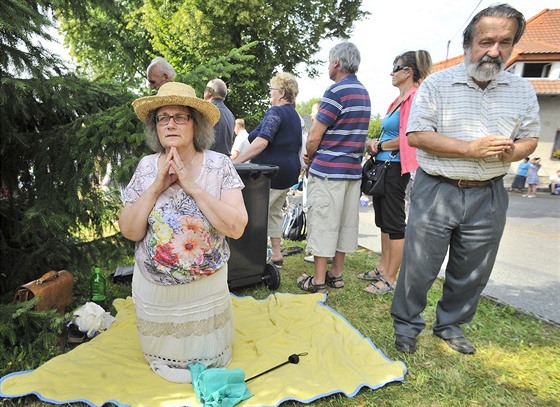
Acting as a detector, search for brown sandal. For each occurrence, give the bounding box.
[326,271,344,288]
[297,274,328,293]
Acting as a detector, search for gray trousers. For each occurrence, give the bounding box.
[390,169,508,339]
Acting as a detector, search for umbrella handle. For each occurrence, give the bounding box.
[245,352,307,382]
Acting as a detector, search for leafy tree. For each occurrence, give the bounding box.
[296,98,321,118]
[0,1,146,296]
[57,0,367,122]
[368,114,382,139]
[1,0,62,77]
[0,74,145,296]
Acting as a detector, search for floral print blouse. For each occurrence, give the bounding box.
[122,150,244,285]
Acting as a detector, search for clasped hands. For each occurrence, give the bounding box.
[154,147,194,193]
[467,136,515,161]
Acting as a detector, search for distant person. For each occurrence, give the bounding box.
[509,156,531,192]
[524,157,541,198]
[358,50,432,295]
[549,170,560,195]
[390,4,539,355]
[302,101,319,168]
[233,72,302,267]
[231,118,250,160]
[204,79,235,156]
[146,57,176,90]
[310,102,319,122]
[298,41,371,293]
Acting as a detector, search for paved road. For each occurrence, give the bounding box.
[358,192,560,326]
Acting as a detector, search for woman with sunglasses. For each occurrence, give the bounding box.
[119,82,248,382]
[358,50,432,294]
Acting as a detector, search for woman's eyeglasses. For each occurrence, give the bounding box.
[392,65,410,73]
[155,114,192,125]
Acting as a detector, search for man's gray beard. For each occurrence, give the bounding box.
[465,48,504,82]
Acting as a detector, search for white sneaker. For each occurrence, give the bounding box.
[304,255,333,264]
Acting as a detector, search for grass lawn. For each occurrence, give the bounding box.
[3,244,559,406]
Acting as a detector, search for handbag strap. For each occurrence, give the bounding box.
[35,270,60,285]
[373,151,397,165]
[386,151,397,163]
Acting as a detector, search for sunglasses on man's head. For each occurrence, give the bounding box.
[392,65,410,73]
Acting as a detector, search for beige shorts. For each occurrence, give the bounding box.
[305,177,360,257]
[268,188,289,238]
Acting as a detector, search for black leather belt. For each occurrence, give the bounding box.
[438,175,505,188]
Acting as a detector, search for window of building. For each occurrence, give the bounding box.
[552,130,560,161]
[522,63,552,78]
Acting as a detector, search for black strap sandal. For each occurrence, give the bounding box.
[357,267,383,281]
[326,271,344,288]
[297,274,328,293]
[363,276,395,295]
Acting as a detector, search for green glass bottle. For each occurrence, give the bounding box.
[91,267,106,303]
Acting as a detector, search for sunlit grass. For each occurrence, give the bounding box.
[4,243,559,406]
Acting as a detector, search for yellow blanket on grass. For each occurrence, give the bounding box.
[1,293,407,407]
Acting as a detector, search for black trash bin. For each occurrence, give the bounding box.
[227,163,281,290]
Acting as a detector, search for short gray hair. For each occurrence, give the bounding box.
[146,57,176,79]
[329,42,361,74]
[144,107,215,152]
[209,79,228,98]
[463,3,526,49]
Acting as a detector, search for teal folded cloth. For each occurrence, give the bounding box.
[188,363,253,407]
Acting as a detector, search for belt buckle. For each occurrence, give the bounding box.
[457,179,468,188]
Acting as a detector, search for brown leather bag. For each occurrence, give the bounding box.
[13,270,74,315]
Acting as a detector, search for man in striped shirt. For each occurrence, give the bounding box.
[297,42,371,294]
[390,4,539,355]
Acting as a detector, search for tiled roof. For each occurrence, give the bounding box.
[530,80,560,95]
[432,9,560,95]
[432,55,463,72]
[516,8,560,54]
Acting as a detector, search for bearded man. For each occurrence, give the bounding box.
[390,3,540,355]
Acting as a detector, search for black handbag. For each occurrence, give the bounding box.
[282,204,306,241]
[361,153,396,197]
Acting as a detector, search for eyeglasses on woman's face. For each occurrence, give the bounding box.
[392,65,410,73]
[155,113,192,126]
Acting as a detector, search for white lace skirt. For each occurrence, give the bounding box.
[132,264,234,369]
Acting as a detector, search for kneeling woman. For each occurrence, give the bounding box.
[119,82,248,382]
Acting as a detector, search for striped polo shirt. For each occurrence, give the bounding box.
[309,74,371,180]
[407,62,540,181]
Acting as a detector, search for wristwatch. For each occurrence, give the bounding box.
[377,141,384,151]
